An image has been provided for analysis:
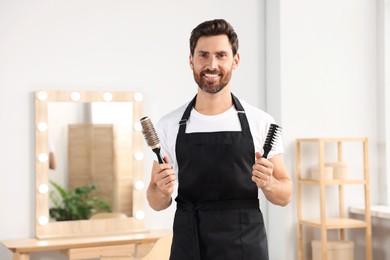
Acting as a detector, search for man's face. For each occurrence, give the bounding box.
[190,35,239,94]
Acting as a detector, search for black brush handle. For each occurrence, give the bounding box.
[152,147,165,164]
[263,146,272,159]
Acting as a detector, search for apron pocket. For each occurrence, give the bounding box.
[240,209,269,260]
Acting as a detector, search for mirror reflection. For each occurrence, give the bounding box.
[48,102,134,221]
[35,90,145,238]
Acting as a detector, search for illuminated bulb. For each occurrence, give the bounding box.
[135,233,145,239]
[103,92,112,101]
[37,91,48,101]
[134,122,142,131]
[134,181,145,190]
[38,216,49,225]
[134,151,144,161]
[38,184,49,194]
[70,92,81,101]
[37,122,48,132]
[135,210,145,220]
[133,92,143,102]
[38,240,49,246]
[38,153,49,163]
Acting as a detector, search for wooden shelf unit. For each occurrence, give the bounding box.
[296,137,372,260]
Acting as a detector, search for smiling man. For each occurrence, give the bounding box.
[191,34,236,95]
[146,19,293,260]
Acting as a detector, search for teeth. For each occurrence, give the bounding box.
[204,74,219,78]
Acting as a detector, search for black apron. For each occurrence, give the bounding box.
[170,94,269,260]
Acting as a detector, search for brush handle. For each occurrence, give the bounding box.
[152,147,165,164]
[263,146,272,159]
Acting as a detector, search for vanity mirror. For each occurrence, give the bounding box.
[35,90,146,239]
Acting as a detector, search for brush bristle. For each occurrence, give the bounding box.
[263,123,281,158]
[140,116,160,149]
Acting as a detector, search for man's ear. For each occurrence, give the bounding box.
[233,53,240,69]
[189,55,194,70]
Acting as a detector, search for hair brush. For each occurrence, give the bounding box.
[262,123,282,159]
[140,116,164,164]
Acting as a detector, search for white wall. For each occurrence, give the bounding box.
[267,0,388,260]
[378,0,390,205]
[0,1,265,260]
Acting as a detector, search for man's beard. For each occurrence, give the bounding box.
[193,68,232,94]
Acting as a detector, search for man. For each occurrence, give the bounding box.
[147,19,292,260]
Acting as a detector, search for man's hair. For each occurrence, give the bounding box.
[189,19,239,56]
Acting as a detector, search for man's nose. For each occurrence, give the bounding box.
[205,57,218,70]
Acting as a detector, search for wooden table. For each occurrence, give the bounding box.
[1,229,170,260]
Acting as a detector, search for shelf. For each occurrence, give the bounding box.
[296,137,367,143]
[299,218,368,229]
[298,179,367,185]
[296,137,372,260]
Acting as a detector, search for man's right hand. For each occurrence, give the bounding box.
[151,156,176,196]
[147,156,176,211]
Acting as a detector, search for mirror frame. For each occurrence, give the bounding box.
[35,90,146,239]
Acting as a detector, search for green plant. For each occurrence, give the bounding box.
[49,179,111,221]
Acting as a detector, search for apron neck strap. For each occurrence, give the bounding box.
[232,94,251,133]
[178,95,197,134]
[178,93,250,134]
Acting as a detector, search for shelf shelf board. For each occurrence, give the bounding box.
[298,179,366,185]
[299,218,367,229]
[296,137,367,143]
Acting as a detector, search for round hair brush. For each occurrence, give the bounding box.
[140,116,164,164]
[263,123,282,159]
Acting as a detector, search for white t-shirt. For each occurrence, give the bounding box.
[156,96,284,176]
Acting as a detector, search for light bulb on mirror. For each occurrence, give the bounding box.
[37,122,48,132]
[135,210,145,220]
[134,122,142,132]
[38,153,49,163]
[38,216,49,226]
[133,92,143,102]
[134,151,144,161]
[70,92,81,101]
[103,92,113,102]
[134,181,145,190]
[37,91,48,101]
[38,184,49,194]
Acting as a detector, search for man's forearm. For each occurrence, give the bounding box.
[147,184,173,211]
[262,178,292,206]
